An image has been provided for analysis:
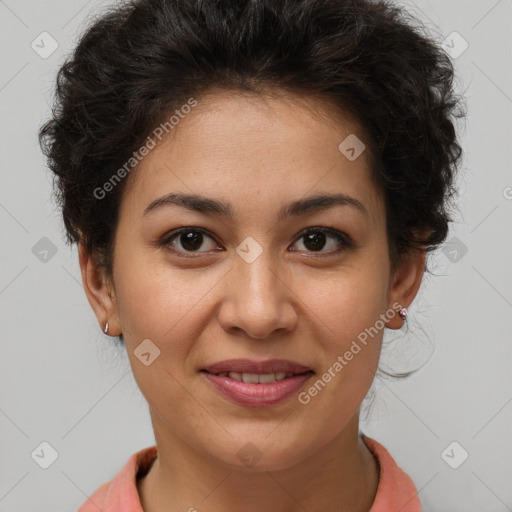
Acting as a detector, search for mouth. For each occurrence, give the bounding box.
[200,370,313,383]
[200,359,315,407]
[200,358,313,376]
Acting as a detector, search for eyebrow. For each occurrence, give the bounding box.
[143,192,368,220]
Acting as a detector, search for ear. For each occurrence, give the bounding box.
[78,239,121,336]
[385,245,426,330]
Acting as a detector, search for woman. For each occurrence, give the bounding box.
[39,0,464,510]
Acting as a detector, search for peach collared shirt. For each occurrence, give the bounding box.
[77,434,422,511]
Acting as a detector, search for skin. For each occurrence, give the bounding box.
[79,89,426,512]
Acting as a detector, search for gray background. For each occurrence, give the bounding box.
[1,0,511,510]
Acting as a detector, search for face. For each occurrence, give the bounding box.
[81,89,423,472]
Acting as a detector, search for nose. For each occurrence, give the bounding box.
[217,248,298,340]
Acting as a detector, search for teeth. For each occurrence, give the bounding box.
[258,373,278,384]
[242,373,260,384]
[216,371,297,383]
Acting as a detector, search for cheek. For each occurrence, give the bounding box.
[300,260,389,350]
[293,258,389,412]
[112,245,204,341]
[112,255,217,411]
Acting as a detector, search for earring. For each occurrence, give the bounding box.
[103,321,109,335]
[398,307,408,321]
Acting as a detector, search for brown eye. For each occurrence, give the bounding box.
[303,231,327,251]
[290,227,351,254]
[179,231,205,251]
[161,228,220,255]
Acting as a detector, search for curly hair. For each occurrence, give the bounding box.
[39,0,465,303]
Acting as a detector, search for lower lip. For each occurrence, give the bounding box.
[201,371,314,407]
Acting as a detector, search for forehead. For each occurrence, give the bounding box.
[121,90,385,224]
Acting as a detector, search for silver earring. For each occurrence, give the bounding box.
[398,308,408,321]
[103,322,109,335]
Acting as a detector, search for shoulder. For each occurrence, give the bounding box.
[76,480,111,512]
[76,445,158,512]
[362,434,422,512]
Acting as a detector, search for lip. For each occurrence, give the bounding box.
[201,358,312,375]
[200,359,314,407]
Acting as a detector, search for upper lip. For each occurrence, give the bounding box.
[201,359,313,375]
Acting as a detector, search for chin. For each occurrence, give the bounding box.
[208,437,316,473]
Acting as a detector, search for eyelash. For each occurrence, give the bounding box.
[158,226,353,258]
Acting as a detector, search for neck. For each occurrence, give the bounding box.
[138,410,379,512]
